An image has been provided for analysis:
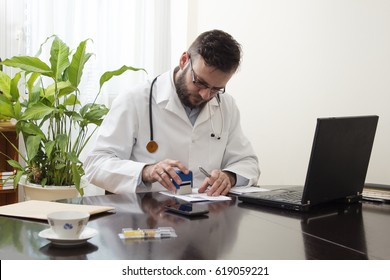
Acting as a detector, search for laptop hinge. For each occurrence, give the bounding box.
[345,193,361,203]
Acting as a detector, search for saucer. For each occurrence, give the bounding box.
[39,227,98,247]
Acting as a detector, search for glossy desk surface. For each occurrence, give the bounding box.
[1,192,390,260]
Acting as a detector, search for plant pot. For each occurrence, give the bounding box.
[19,176,87,201]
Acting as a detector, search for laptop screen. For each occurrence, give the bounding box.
[301,115,379,205]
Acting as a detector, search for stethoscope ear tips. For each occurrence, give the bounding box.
[208,99,223,141]
[210,133,221,140]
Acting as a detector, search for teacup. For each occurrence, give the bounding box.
[47,211,90,239]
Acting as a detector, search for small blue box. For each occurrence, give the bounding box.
[172,171,193,195]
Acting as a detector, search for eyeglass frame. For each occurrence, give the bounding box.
[188,56,226,95]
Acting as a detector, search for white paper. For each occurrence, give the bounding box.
[160,188,231,202]
[229,185,270,195]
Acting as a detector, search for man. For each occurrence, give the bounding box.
[84,29,260,195]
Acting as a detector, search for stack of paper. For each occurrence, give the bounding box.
[363,184,390,203]
[0,171,14,190]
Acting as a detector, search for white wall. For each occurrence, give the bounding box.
[187,0,390,185]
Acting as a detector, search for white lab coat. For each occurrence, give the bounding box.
[84,70,260,193]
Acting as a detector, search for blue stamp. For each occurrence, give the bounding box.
[172,171,193,195]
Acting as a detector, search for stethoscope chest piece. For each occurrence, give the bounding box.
[146,140,158,153]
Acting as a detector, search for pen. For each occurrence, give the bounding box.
[199,167,214,192]
[199,166,211,177]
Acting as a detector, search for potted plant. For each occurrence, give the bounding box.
[0,35,143,199]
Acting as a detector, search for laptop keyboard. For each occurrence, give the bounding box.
[262,190,303,204]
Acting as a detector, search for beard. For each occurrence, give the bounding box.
[175,67,207,109]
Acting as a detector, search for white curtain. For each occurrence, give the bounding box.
[1,0,188,106]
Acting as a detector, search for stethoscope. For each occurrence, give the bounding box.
[146,76,224,153]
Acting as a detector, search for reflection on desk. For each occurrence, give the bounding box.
[1,192,390,260]
[39,242,98,260]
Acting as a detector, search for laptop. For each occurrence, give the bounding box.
[238,115,379,211]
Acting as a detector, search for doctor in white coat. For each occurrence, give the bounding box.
[84,30,260,195]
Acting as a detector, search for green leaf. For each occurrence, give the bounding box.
[1,56,53,77]
[68,111,83,122]
[29,84,42,104]
[13,170,25,189]
[58,84,77,98]
[0,96,15,118]
[34,35,56,57]
[83,104,109,124]
[45,81,74,98]
[44,140,55,159]
[67,151,80,163]
[0,71,11,97]
[26,135,41,161]
[21,103,55,120]
[68,39,93,87]
[6,159,23,170]
[63,94,81,106]
[13,100,22,119]
[72,163,82,195]
[99,65,145,89]
[40,178,47,187]
[79,103,91,116]
[50,36,70,81]
[55,163,66,170]
[10,72,21,101]
[56,134,68,153]
[26,72,41,98]
[19,122,46,140]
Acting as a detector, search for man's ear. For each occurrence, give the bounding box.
[179,52,189,69]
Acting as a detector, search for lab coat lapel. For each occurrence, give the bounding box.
[165,95,220,128]
[165,91,189,124]
[156,71,190,124]
[194,97,219,127]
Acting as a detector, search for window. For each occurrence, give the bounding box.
[1,0,187,106]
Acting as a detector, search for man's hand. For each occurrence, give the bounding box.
[198,170,236,196]
[142,159,189,191]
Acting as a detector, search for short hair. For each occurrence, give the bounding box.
[188,29,242,73]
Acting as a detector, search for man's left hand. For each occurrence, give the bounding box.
[198,170,236,196]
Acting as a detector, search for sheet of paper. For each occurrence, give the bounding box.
[160,188,231,202]
[362,188,390,202]
[229,185,270,195]
[0,200,115,220]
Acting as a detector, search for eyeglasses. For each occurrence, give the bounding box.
[189,56,226,95]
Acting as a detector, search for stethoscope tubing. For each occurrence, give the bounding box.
[149,76,159,142]
[147,76,223,153]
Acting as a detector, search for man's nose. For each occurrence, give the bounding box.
[198,88,213,100]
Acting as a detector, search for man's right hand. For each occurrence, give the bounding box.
[142,159,189,192]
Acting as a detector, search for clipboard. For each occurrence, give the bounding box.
[0,200,115,220]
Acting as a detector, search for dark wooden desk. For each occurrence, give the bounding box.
[0,192,389,260]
